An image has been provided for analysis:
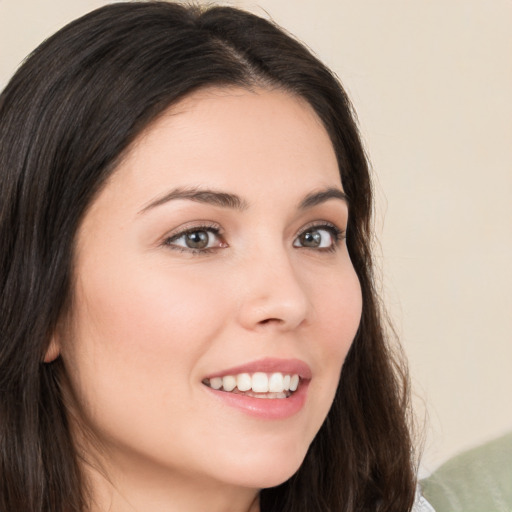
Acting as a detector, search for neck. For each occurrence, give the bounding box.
[82,457,261,512]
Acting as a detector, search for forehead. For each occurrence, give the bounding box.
[93,86,342,215]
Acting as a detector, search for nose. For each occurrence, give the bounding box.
[236,248,310,332]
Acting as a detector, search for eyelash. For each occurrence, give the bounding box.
[163,222,346,255]
[163,222,224,254]
[295,222,346,253]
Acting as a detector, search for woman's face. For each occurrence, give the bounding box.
[56,87,362,494]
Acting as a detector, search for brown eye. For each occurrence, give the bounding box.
[184,230,209,249]
[165,226,224,252]
[298,230,322,247]
[293,225,342,250]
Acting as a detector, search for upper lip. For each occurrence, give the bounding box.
[205,357,312,380]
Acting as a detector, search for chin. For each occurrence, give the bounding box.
[254,462,304,489]
[224,462,304,490]
[210,437,310,489]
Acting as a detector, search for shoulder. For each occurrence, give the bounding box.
[420,432,512,512]
[413,484,436,512]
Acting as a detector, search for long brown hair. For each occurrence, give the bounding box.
[0,2,416,511]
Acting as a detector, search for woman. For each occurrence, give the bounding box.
[0,2,429,511]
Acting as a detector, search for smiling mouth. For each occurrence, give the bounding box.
[202,372,300,399]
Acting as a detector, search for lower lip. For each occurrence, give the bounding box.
[204,381,309,420]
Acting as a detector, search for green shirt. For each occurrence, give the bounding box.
[421,432,512,512]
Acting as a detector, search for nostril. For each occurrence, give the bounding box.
[259,318,283,325]
[238,288,308,331]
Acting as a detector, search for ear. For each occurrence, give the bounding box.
[43,335,61,363]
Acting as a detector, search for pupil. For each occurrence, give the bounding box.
[186,231,209,249]
[302,230,321,247]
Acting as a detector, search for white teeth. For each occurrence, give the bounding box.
[268,372,284,393]
[289,374,299,392]
[251,372,269,393]
[237,373,252,392]
[210,377,223,390]
[222,375,237,392]
[205,372,301,396]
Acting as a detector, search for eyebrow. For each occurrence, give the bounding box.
[139,186,249,214]
[139,185,348,214]
[298,188,349,209]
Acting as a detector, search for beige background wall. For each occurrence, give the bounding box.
[1,0,511,473]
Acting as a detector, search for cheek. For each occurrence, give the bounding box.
[77,261,224,350]
[314,262,362,357]
[60,261,239,469]
[301,260,362,428]
[64,260,230,414]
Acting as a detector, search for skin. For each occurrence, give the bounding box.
[50,87,363,512]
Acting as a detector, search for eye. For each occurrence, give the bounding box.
[293,223,344,251]
[164,225,226,253]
